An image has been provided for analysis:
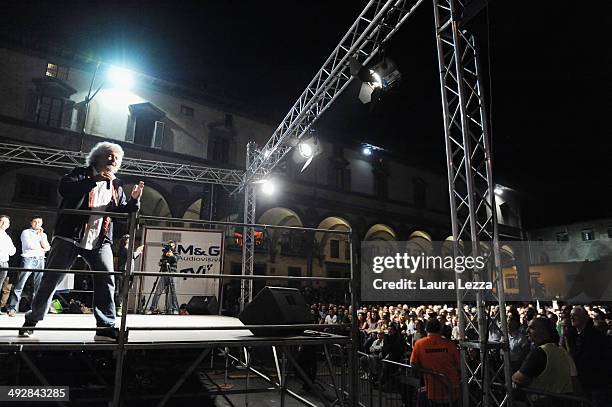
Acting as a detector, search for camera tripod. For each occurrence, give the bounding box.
[144,261,179,314]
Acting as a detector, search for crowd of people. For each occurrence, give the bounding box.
[308,300,612,406]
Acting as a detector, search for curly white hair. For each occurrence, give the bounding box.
[85,142,124,168]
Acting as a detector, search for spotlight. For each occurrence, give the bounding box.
[351,57,401,105]
[293,134,321,173]
[362,146,372,156]
[494,187,503,195]
[260,179,276,196]
[107,66,134,89]
[298,141,314,159]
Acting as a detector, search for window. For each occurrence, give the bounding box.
[556,232,569,242]
[413,177,427,208]
[344,241,350,260]
[28,77,76,128]
[328,165,350,191]
[581,229,595,241]
[45,62,69,81]
[13,174,57,205]
[373,158,388,199]
[505,277,517,289]
[127,103,166,148]
[330,239,340,259]
[37,96,66,128]
[209,134,230,163]
[180,105,194,117]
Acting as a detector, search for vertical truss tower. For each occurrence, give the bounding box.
[241,141,258,311]
[433,0,512,406]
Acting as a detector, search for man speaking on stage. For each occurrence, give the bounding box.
[19,141,144,342]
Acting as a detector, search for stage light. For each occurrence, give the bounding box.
[260,179,276,196]
[108,66,134,89]
[351,56,401,105]
[362,146,372,156]
[294,133,321,173]
[494,187,503,195]
[298,141,314,159]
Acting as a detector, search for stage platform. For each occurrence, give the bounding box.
[0,314,348,350]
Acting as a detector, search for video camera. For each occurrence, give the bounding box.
[159,241,177,269]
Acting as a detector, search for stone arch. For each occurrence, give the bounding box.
[124,183,171,218]
[404,230,434,256]
[316,216,351,260]
[364,224,396,241]
[258,207,303,227]
[183,198,202,221]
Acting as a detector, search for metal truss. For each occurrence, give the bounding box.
[0,142,243,187]
[433,0,511,406]
[238,0,426,190]
[240,141,257,311]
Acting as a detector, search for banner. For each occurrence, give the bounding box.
[140,227,224,310]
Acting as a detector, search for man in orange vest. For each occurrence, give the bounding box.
[410,318,461,406]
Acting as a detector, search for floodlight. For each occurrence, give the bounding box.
[108,66,134,89]
[260,179,276,196]
[293,133,321,173]
[298,141,314,159]
[351,57,401,105]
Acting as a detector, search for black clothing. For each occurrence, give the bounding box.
[55,166,138,244]
[519,347,547,378]
[569,322,612,393]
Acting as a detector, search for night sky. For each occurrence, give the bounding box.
[2,1,609,228]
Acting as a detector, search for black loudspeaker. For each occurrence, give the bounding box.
[239,286,313,336]
[186,296,219,315]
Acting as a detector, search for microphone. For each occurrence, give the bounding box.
[106,179,111,190]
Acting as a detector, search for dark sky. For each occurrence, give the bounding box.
[2,1,610,228]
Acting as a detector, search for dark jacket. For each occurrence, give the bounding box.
[569,320,612,392]
[55,166,139,246]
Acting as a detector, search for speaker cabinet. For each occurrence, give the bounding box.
[186,296,219,315]
[239,286,313,336]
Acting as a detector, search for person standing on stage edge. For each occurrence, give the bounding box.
[0,215,17,314]
[6,216,50,316]
[19,142,144,342]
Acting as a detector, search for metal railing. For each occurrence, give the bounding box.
[514,388,593,407]
[354,352,458,407]
[0,205,356,407]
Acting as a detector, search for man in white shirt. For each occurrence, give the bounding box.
[20,142,144,342]
[7,216,50,316]
[0,215,17,315]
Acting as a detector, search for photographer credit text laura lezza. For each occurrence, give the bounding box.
[369,252,492,291]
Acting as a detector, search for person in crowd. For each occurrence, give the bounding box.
[0,277,12,311]
[451,316,461,341]
[412,318,426,347]
[6,216,50,316]
[179,303,189,315]
[569,306,612,406]
[18,142,144,341]
[410,318,461,406]
[0,215,16,314]
[507,316,529,373]
[324,307,337,324]
[361,328,386,380]
[559,315,576,352]
[512,317,577,402]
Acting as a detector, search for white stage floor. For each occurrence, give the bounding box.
[0,314,346,349]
